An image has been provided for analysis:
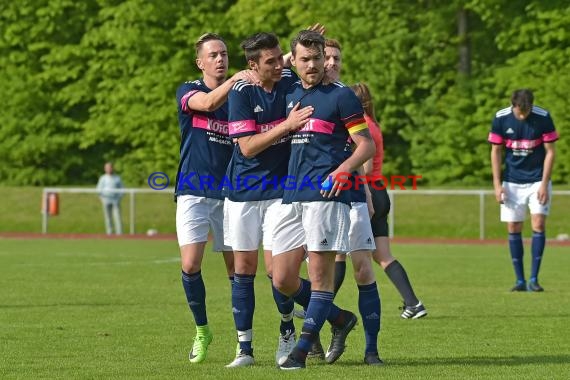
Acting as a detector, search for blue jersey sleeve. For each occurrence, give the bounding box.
[228,81,257,138]
[542,113,558,143]
[280,68,298,88]
[337,87,365,122]
[176,81,203,114]
[489,116,504,144]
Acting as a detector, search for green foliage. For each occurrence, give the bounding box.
[0,0,568,185]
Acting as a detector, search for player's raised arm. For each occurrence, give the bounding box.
[187,70,258,112]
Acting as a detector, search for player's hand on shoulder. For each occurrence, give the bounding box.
[232,70,261,86]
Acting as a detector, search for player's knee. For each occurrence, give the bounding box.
[352,260,375,284]
[271,273,294,295]
[181,261,201,274]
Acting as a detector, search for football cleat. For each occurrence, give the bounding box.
[325,311,358,364]
[276,330,296,366]
[364,352,384,366]
[400,301,428,319]
[225,349,254,368]
[510,281,527,292]
[188,329,213,364]
[527,281,544,292]
[293,308,306,319]
[307,334,325,360]
[279,352,306,370]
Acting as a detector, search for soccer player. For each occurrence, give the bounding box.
[324,39,427,320]
[175,33,255,364]
[272,30,376,370]
[488,89,558,292]
[350,82,427,319]
[224,32,314,368]
[323,39,383,364]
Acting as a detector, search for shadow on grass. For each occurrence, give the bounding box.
[0,302,177,308]
[421,313,570,319]
[342,354,570,367]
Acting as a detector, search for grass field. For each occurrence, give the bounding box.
[1,238,569,379]
[2,186,570,240]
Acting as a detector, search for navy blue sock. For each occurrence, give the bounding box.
[326,302,342,325]
[181,270,207,326]
[292,278,312,309]
[269,275,295,335]
[232,273,255,352]
[297,291,334,353]
[530,231,545,282]
[229,275,235,289]
[508,232,525,284]
[358,282,380,354]
[334,261,346,294]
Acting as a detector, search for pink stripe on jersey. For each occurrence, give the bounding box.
[543,131,559,142]
[181,90,199,112]
[257,118,285,133]
[505,138,542,149]
[488,132,503,144]
[298,118,335,134]
[341,112,362,122]
[192,114,229,135]
[229,120,256,135]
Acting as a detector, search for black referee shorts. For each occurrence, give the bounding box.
[369,180,391,237]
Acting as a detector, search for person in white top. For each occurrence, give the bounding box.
[96,162,123,235]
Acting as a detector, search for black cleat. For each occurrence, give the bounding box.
[400,301,428,319]
[325,311,358,364]
[510,282,527,292]
[307,334,325,360]
[279,354,306,370]
[527,281,544,292]
[364,352,384,366]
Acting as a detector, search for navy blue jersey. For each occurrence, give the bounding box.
[345,138,367,203]
[175,79,232,199]
[225,69,298,201]
[488,105,558,184]
[351,174,367,203]
[283,81,368,205]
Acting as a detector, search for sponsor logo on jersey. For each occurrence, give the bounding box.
[231,121,248,132]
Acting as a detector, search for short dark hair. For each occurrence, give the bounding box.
[240,32,280,63]
[511,89,534,113]
[195,33,225,57]
[290,30,325,56]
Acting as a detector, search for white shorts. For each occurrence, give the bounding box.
[176,195,230,251]
[223,198,282,251]
[348,202,376,254]
[500,181,552,222]
[272,201,350,255]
